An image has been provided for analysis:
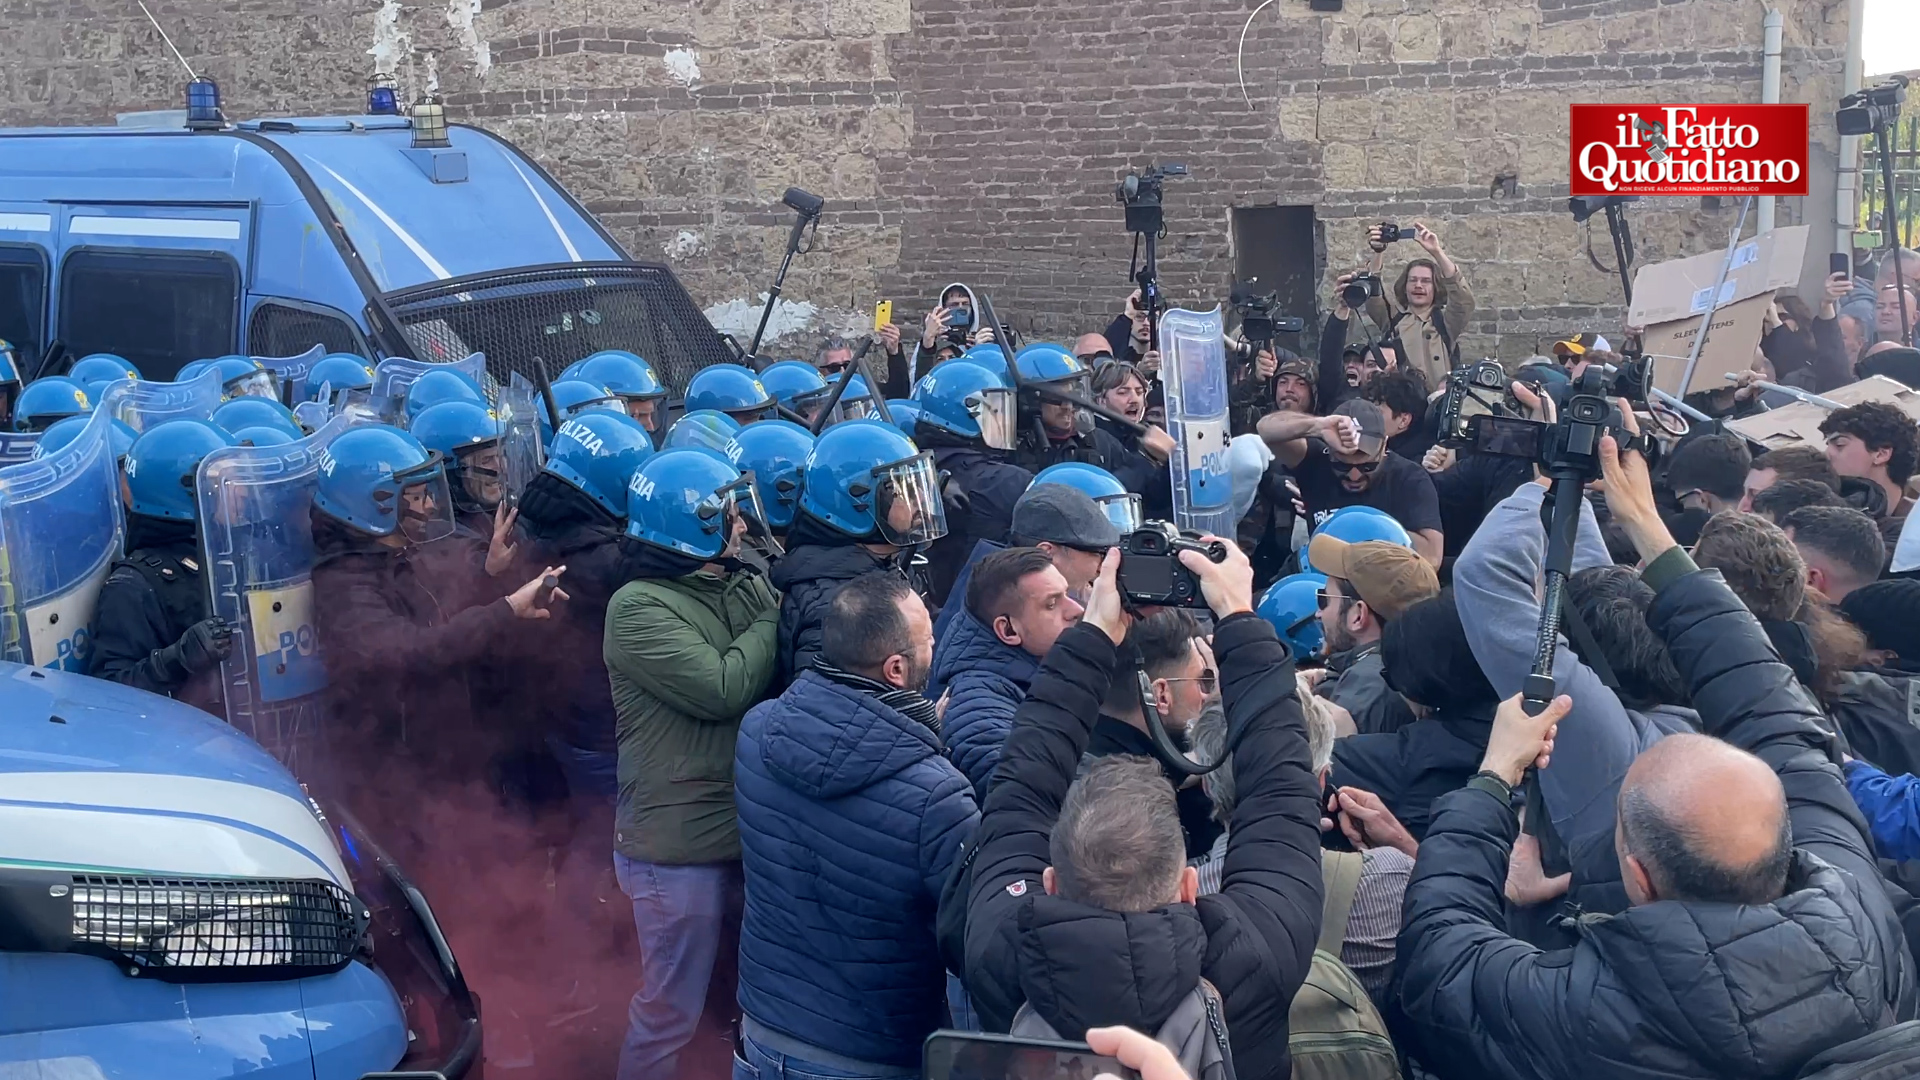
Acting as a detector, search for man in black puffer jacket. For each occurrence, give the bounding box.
[1396,416,1917,1080]
[769,509,913,691]
[963,542,1322,1078]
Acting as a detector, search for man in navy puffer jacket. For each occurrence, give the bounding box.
[734,570,978,1077]
[928,546,1085,800]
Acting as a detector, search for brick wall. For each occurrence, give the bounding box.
[1,0,1852,361]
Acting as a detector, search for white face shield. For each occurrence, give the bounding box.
[868,451,948,546]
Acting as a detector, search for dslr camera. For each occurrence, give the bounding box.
[1435,360,1520,446]
[1340,273,1383,312]
[1463,360,1660,481]
[1115,163,1187,236]
[1227,280,1306,360]
[1117,522,1229,609]
[1838,75,1909,136]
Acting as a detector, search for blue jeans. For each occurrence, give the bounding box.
[614,854,742,1080]
[732,1029,921,1080]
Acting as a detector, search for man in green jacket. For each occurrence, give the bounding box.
[603,448,781,1080]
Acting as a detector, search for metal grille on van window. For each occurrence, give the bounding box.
[69,874,363,981]
[383,263,734,398]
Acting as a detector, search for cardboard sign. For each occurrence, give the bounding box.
[1629,224,1811,397]
[1726,376,1920,451]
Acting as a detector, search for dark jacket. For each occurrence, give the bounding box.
[1397,554,1917,1080]
[1328,705,1489,841]
[88,516,221,714]
[735,670,978,1067]
[769,513,903,690]
[605,568,780,865]
[926,607,1040,800]
[513,473,647,760]
[1828,667,1920,779]
[1011,421,1133,480]
[924,438,1032,609]
[310,516,515,772]
[964,617,1322,1080]
[1321,644,1414,736]
[1763,316,1853,393]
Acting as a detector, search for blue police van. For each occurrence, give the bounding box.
[0,83,732,393]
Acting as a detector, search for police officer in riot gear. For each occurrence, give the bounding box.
[90,419,239,713]
[561,350,668,435]
[412,399,512,537]
[909,359,1029,606]
[769,419,947,689]
[68,353,140,400]
[726,418,815,542]
[402,367,486,423]
[304,353,376,404]
[510,410,656,799]
[685,362,776,425]
[14,376,90,432]
[1008,343,1175,516]
[210,396,304,441]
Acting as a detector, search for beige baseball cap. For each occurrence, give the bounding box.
[1306,535,1438,621]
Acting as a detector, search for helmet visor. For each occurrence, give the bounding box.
[454,439,507,509]
[710,473,782,556]
[392,454,456,543]
[870,451,948,546]
[1096,491,1144,533]
[970,386,1017,451]
[224,369,282,403]
[621,395,665,432]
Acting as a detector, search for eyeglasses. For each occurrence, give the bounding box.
[1164,669,1218,695]
[1079,351,1116,365]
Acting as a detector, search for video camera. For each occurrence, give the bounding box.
[1460,358,1660,481]
[1435,360,1521,445]
[1227,280,1306,361]
[1839,75,1909,137]
[1373,222,1413,244]
[1115,163,1187,236]
[1117,521,1229,609]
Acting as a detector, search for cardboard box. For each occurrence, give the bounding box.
[1725,376,1920,451]
[1629,224,1811,397]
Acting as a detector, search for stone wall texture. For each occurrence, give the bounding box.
[0,0,1854,361]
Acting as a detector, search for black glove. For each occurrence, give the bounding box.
[160,617,235,679]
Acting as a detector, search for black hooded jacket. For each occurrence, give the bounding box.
[920,426,1033,608]
[768,510,904,690]
[1396,557,1917,1080]
[964,616,1322,1079]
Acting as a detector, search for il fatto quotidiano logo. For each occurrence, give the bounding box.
[1569,104,1810,197]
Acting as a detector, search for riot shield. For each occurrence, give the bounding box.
[253,344,327,407]
[1157,307,1235,538]
[0,433,38,466]
[371,353,493,418]
[97,365,225,433]
[292,399,334,430]
[494,382,545,502]
[196,413,369,768]
[0,407,126,671]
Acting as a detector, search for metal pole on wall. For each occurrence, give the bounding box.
[1757,9,1784,233]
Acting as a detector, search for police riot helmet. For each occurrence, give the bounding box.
[542,410,656,519]
[550,379,624,419]
[313,424,456,542]
[69,353,140,398]
[211,396,304,440]
[1031,462,1142,534]
[562,350,666,402]
[957,343,1011,382]
[684,363,775,421]
[208,356,279,402]
[725,419,814,530]
[757,360,828,409]
[1299,505,1412,574]
[913,361,1016,449]
[1256,572,1328,658]
[305,354,377,401]
[886,399,920,437]
[412,399,506,513]
[1014,342,1088,389]
[402,368,486,423]
[35,414,138,462]
[125,419,236,521]
[626,447,768,560]
[793,371,877,424]
[664,409,743,452]
[797,419,947,545]
[174,358,214,383]
[15,376,92,432]
[231,426,297,447]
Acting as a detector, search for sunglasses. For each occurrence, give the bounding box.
[1164,669,1219,695]
[1338,458,1382,476]
[1079,351,1116,365]
[1316,588,1346,611]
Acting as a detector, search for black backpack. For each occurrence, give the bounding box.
[1795,1022,1920,1079]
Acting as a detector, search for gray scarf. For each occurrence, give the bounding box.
[813,659,942,737]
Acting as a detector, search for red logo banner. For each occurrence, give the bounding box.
[1569,104,1810,197]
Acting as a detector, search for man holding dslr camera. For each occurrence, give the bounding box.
[1361,220,1474,386]
[962,542,1322,1079]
